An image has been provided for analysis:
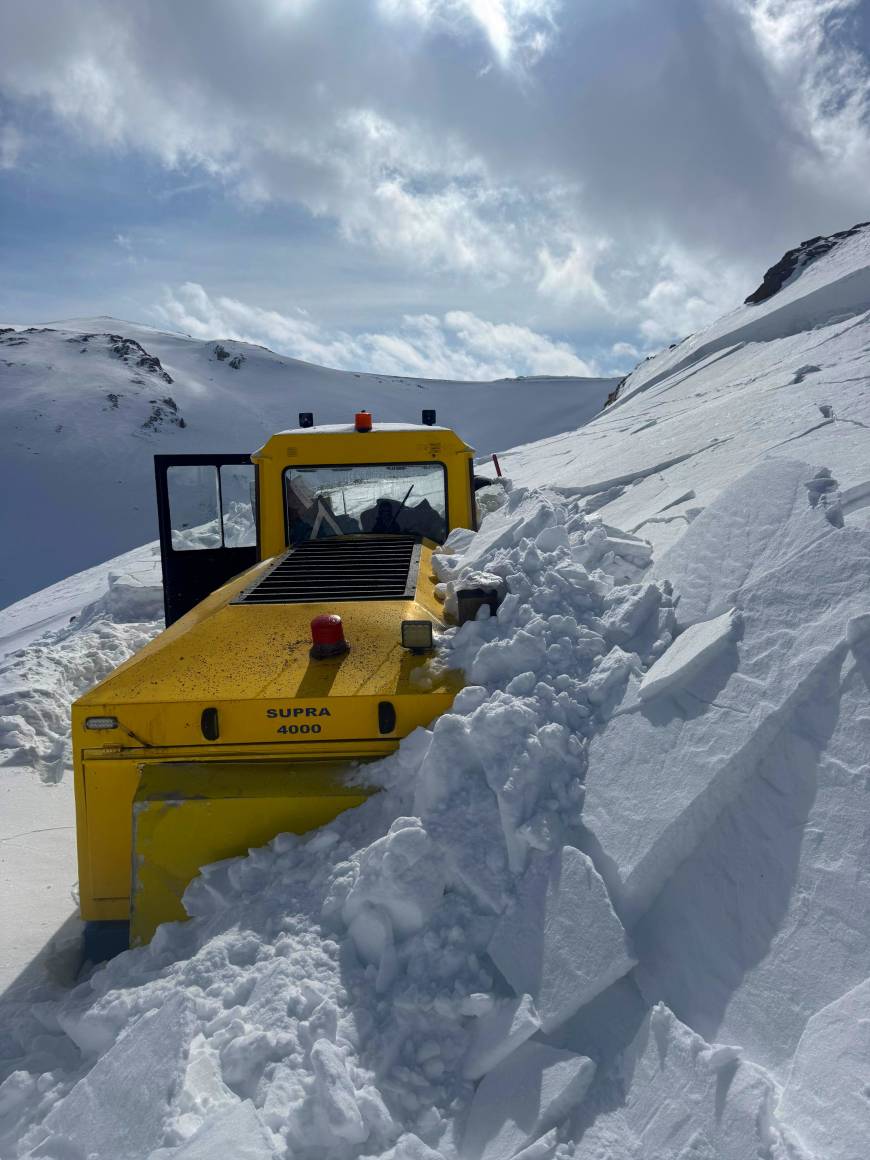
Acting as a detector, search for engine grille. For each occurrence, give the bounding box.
[233,536,421,604]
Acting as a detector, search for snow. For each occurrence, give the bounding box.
[487,847,635,1033]
[154,1101,276,1160]
[0,542,162,661]
[638,606,740,701]
[33,995,198,1160]
[4,224,870,1156]
[583,458,870,924]
[460,1042,595,1160]
[633,608,870,1075]
[461,994,540,1081]
[573,1004,777,1160]
[778,977,870,1160]
[0,772,80,995]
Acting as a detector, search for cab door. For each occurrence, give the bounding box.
[154,454,259,626]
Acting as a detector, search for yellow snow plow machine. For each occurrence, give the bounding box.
[72,411,485,952]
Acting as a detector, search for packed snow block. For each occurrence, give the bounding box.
[342,817,446,938]
[599,582,660,646]
[583,646,639,706]
[651,458,833,627]
[414,713,510,914]
[778,977,870,1160]
[639,607,741,702]
[162,1100,277,1159]
[101,569,164,622]
[463,994,541,1080]
[309,1037,369,1145]
[487,847,635,1033]
[382,1133,448,1160]
[582,1004,775,1160]
[37,994,197,1159]
[584,517,870,923]
[461,1042,595,1160]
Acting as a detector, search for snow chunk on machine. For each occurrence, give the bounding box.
[72,413,479,948]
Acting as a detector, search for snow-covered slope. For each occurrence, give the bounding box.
[0,321,613,607]
[3,225,870,1158]
[502,222,870,555]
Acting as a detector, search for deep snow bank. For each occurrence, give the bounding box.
[6,464,868,1158]
[0,559,164,781]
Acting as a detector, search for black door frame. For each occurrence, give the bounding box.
[154,453,259,627]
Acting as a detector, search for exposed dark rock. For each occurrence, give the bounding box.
[105,393,121,409]
[142,395,186,431]
[214,343,245,369]
[603,377,627,409]
[101,333,173,382]
[745,221,870,305]
[136,354,173,382]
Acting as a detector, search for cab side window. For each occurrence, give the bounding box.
[168,464,256,550]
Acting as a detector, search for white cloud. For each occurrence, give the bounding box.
[1,0,868,349]
[637,248,748,345]
[156,283,597,379]
[611,341,640,361]
[378,0,559,68]
[738,0,870,179]
[536,236,611,308]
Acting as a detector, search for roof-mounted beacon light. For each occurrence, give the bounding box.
[422,409,436,426]
[309,614,350,660]
[355,410,372,432]
[299,411,314,429]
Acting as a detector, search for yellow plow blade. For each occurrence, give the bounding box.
[131,761,370,944]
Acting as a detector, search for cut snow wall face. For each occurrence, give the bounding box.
[650,458,834,628]
[632,624,870,1074]
[778,977,870,1160]
[573,1004,776,1159]
[583,461,870,925]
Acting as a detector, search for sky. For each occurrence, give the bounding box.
[1,0,869,380]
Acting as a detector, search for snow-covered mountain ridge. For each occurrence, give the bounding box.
[0,319,613,607]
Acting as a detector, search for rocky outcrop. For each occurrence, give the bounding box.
[745,221,870,305]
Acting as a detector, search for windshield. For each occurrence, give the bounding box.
[284,462,447,545]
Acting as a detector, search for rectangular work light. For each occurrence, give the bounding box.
[401,620,434,652]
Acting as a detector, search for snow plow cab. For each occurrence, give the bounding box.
[72,413,477,947]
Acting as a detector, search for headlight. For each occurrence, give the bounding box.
[85,716,119,731]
